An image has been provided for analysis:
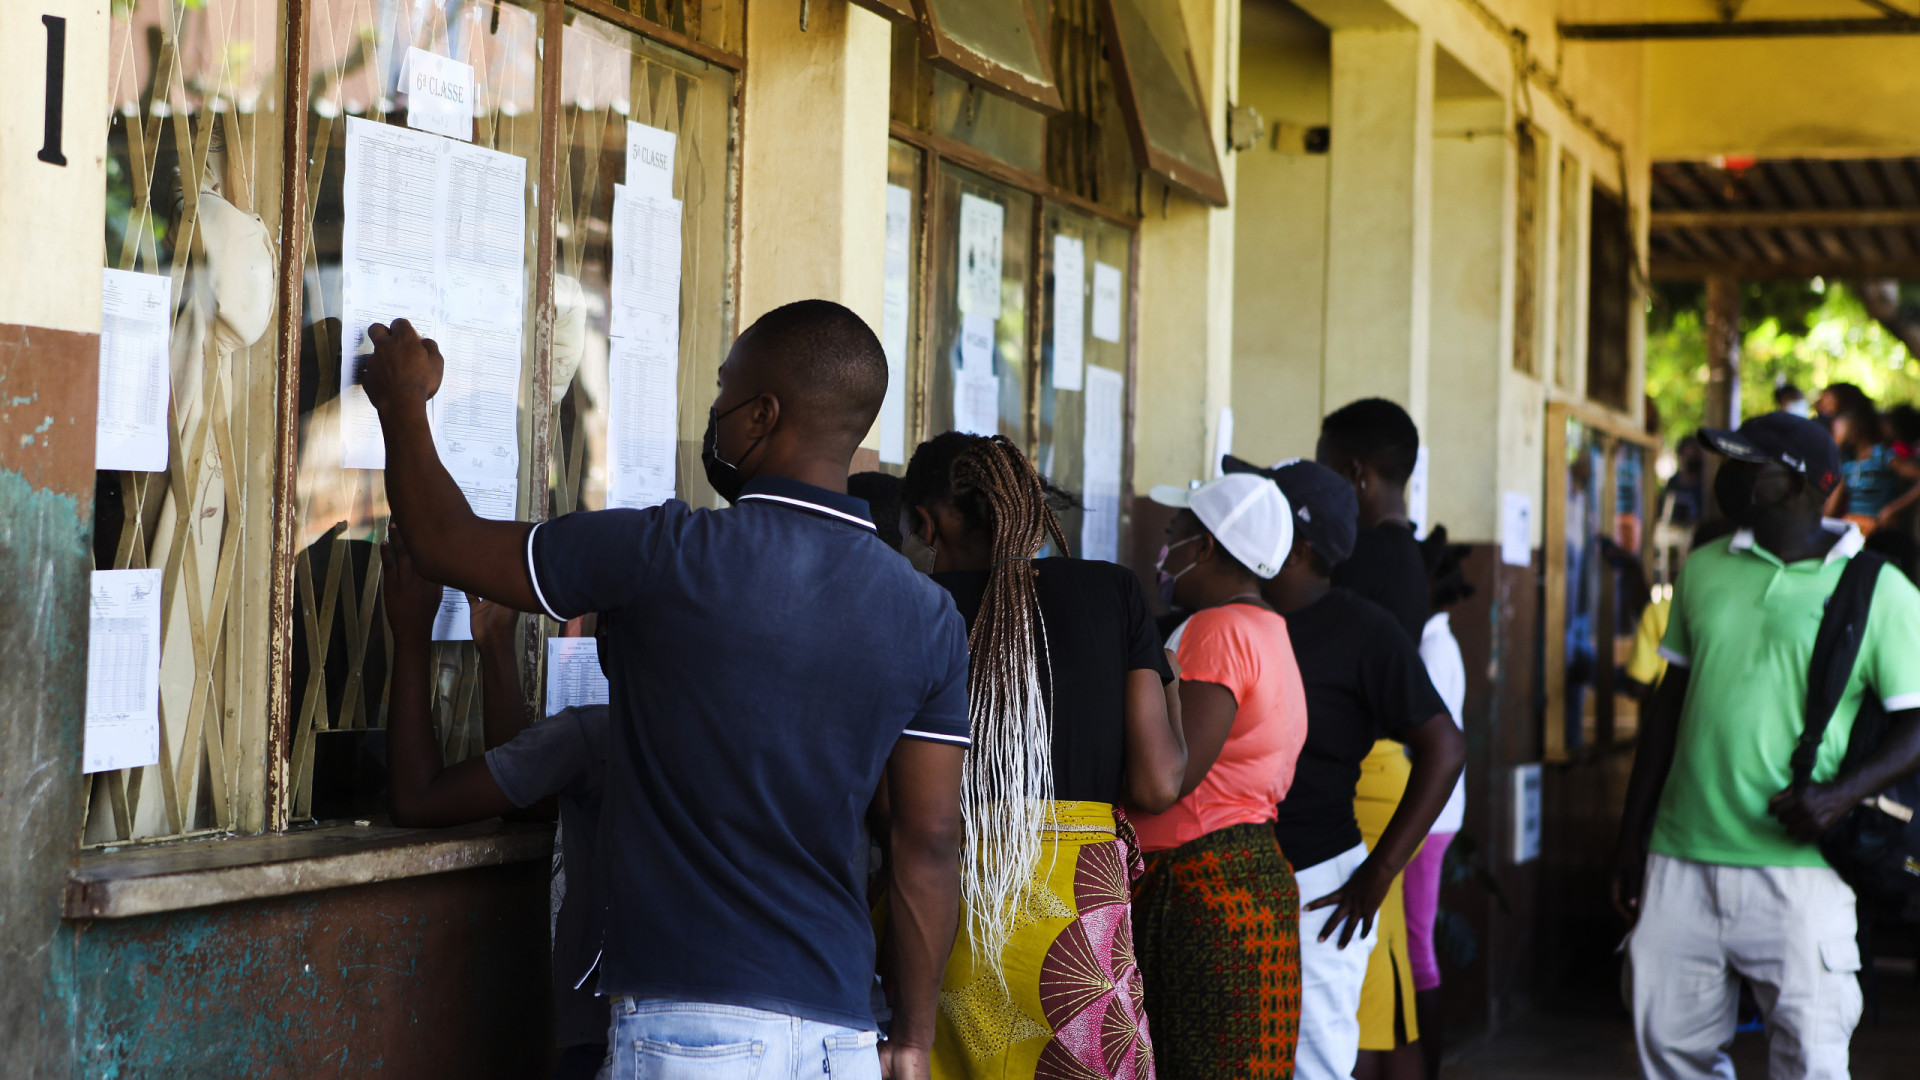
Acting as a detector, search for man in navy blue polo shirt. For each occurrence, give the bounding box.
[362,301,971,1080]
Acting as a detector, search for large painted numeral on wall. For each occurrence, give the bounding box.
[39,14,68,167]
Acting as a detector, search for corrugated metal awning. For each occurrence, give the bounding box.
[1650,157,1920,280]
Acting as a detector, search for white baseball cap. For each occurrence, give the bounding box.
[1148,473,1295,579]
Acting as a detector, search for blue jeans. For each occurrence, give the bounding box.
[607,998,881,1080]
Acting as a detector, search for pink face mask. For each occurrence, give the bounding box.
[1155,535,1200,607]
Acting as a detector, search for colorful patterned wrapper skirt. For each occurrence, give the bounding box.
[930,800,1157,1080]
[1130,822,1302,1080]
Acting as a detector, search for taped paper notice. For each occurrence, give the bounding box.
[1091,262,1123,343]
[96,268,171,472]
[1501,490,1533,567]
[402,47,475,142]
[1409,446,1431,539]
[1051,234,1085,392]
[340,118,527,475]
[547,637,611,716]
[1080,366,1125,563]
[626,121,677,200]
[609,183,683,345]
[955,313,999,437]
[85,569,162,773]
[880,184,913,465]
[957,193,1004,319]
[607,336,679,510]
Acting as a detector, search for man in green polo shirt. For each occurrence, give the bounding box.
[1610,412,1920,1080]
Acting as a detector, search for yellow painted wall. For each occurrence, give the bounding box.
[1233,0,1331,468]
[738,0,891,449]
[0,0,110,334]
[1648,37,1920,158]
[1134,0,1241,489]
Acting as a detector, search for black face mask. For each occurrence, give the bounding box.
[1713,462,1759,522]
[701,395,766,505]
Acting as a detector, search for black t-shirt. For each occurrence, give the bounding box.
[934,558,1174,803]
[1332,521,1431,641]
[1275,588,1446,871]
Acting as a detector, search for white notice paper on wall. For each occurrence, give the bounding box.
[609,183,684,345]
[625,120,677,199]
[880,184,913,465]
[1408,446,1431,538]
[340,118,528,473]
[955,313,1000,436]
[1051,234,1086,391]
[607,335,679,510]
[547,637,611,716]
[402,47,475,143]
[1500,490,1533,567]
[1512,763,1543,864]
[1080,366,1125,564]
[957,193,1004,319]
[85,569,162,773]
[1213,408,1234,477]
[1091,262,1123,343]
[96,268,172,472]
[433,476,520,641]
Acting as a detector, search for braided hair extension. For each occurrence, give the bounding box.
[903,433,1069,974]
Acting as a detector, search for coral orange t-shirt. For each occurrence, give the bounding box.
[1130,602,1310,853]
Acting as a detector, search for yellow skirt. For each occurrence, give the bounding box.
[929,801,1156,1080]
[1354,740,1419,1050]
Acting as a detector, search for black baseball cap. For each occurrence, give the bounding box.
[1698,413,1842,495]
[1221,455,1358,567]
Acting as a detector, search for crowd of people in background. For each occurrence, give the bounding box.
[351,302,1472,1080]
[349,300,1920,1080]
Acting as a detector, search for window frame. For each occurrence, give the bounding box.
[912,0,1068,116]
[887,119,1141,556]
[1542,399,1660,764]
[88,0,746,847]
[1092,0,1228,207]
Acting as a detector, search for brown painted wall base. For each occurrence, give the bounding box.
[65,861,553,1077]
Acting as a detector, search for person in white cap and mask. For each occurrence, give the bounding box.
[1130,473,1312,1080]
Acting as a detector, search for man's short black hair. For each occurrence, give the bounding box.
[1774,383,1804,405]
[732,300,889,442]
[1319,397,1420,484]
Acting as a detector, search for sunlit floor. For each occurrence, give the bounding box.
[1445,957,1919,1080]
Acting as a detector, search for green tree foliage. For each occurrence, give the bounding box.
[1646,280,1920,441]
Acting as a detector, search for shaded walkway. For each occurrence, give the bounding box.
[1446,957,1920,1080]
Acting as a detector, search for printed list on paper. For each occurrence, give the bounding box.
[85,569,163,773]
[1091,261,1123,343]
[1051,234,1085,391]
[96,268,172,472]
[338,118,526,482]
[606,179,684,510]
[957,193,1004,320]
[1080,366,1125,564]
[879,184,913,465]
[547,637,611,716]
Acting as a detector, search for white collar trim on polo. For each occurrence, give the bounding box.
[1727,518,1864,566]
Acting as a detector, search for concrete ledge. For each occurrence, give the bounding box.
[64,821,555,919]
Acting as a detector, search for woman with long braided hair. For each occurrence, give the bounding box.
[893,431,1186,1080]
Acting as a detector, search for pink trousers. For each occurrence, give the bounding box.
[1403,831,1456,991]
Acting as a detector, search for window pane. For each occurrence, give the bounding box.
[926,165,1034,450]
[292,0,545,824]
[1099,0,1226,204]
[1555,150,1582,393]
[921,0,1061,111]
[1609,440,1651,743]
[931,69,1046,175]
[1561,420,1605,756]
[547,9,737,526]
[881,140,925,476]
[1037,207,1132,562]
[90,0,288,842]
[1588,186,1633,410]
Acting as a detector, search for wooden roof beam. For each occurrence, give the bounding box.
[1651,208,1920,230]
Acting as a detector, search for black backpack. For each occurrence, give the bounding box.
[1794,549,1920,894]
